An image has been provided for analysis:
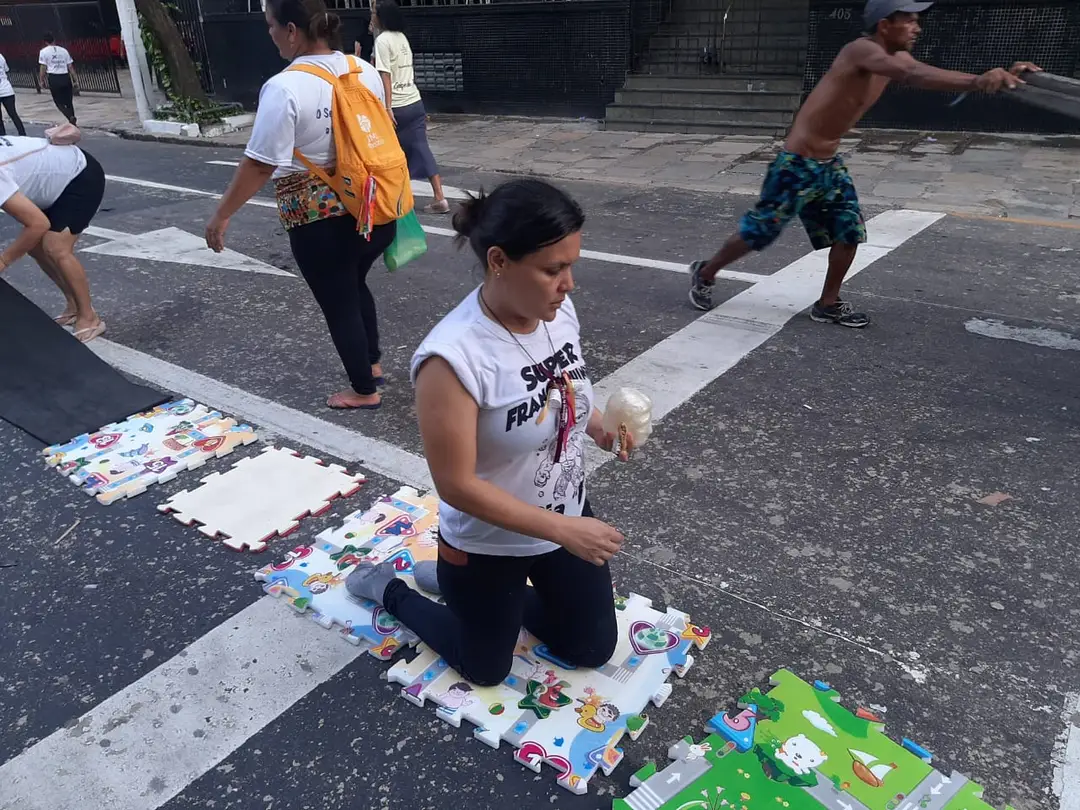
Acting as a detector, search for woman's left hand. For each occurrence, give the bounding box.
[588,422,634,462]
[205,213,229,253]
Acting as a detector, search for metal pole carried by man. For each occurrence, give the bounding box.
[686,0,1042,328]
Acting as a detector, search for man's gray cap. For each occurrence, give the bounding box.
[864,0,933,30]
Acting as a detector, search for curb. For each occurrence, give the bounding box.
[112,126,247,149]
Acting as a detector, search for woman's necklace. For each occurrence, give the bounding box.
[478,286,576,461]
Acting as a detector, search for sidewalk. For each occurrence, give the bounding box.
[14,84,1080,221]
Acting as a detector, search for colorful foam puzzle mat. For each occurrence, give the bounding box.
[42,398,257,505]
[255,486,442,658]
[158,446,365,552]
[386,592,712,795]
[616,669,1008,810]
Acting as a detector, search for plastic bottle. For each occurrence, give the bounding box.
[602,387,653,456]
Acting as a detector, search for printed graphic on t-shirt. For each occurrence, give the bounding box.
[39,46,72,74]
[504,341,590,515]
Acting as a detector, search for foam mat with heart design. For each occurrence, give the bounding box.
[254,486,442,658]
[42,398,257,505]
[385,592,712,795]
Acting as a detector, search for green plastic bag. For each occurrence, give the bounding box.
[384,210,428,272]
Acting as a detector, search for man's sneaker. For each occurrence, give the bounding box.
[810,299,870,328]
[688,260,714,311]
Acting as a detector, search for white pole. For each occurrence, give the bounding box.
[114,0,153,127]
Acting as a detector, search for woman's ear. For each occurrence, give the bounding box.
[487,246,508,276]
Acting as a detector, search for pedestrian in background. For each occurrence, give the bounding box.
[206,0,402,411]
[38,32,78,125]
[0,52,26,136]
[369,0,448,214]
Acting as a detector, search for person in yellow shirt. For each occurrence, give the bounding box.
[369,0,449,214]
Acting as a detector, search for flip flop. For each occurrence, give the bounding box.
[73,320,106,343]
[54,313,76,326]
[327,391,381,410]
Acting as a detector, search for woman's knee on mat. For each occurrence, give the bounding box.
[459,650,514,687]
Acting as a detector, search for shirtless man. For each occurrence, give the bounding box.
[687,0,1041,327]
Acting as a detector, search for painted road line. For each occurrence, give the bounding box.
[585,209,946,473]
[82,225,293,278]
[204,160,472,201]
[0,209,943,810]
[964,318,1080,351]
[106,175,767,285]
[0,597,367,810]
[88,339,433,491]
[1054,692,1080,810]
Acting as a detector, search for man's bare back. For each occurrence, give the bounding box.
[787,41,894,159]
[787,27,1033,159]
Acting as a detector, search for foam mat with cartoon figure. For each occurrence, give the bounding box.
[254,486,442,658]
[386,592,713,795]
[616,669,1007,810]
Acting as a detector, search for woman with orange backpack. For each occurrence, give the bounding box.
[206,0,409,411]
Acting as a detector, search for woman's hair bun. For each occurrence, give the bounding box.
[452,190,487,243]
[309,9,341,41]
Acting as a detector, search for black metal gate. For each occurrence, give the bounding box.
[0,2,121,93]
[165,0,214,94]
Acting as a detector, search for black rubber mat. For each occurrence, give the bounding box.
[0,279,167,445]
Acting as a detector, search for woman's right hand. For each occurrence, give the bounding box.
[557,517,624,566]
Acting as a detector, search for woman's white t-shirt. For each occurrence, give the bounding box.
[0,55,14,97]
[373,31,421,109]
[410,289,595,557]
[0,136,86,209]
[244,52,385,180]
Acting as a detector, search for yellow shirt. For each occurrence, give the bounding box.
[374,31,422,109]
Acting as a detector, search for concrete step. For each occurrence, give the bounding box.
[603,117,786,136]
[621,74,804,92]
[640,50,805,75]
[606,103,795,126]
[634,61,805,77]
[614,87,799,110]
[646,32,806,50]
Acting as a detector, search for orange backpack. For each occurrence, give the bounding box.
[286,55,414,237]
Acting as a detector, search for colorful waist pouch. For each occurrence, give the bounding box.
[273,169,347,231]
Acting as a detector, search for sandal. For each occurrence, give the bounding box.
[54,313,76,326]
[423,200,450,215]
[73,321,106,343]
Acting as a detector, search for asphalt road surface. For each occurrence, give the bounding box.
[1,130,1078,810]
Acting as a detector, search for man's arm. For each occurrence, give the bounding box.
[848,39,1022,93]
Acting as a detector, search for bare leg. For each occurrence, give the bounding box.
[818,243,858,307]
[423,176,450,214]
[429,175,445,203]
[41,229,100,334]
[698,233,754,284]
[30,243,78,322]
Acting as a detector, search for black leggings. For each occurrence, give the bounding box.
[47,74,76,124]
[383,501,618,686]
[0,95,25,136]
[288,215,396,395]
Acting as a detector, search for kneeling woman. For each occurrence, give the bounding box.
[347,179,629,685]
[0,132,106,340]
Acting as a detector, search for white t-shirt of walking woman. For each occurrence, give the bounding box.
[0,55,14,97]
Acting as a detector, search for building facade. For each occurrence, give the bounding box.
[201,0,1080,134]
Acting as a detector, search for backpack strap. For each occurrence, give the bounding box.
[284,62,341,191]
